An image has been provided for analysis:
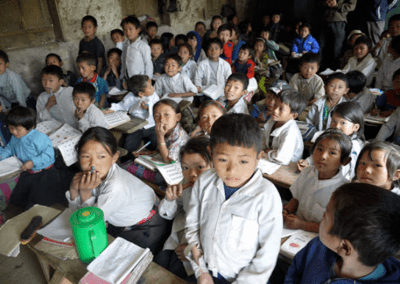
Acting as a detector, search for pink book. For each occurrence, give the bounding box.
[79,271,130,284]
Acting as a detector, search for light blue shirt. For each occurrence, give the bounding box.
[0,69,30,109]
[0,129,55,171]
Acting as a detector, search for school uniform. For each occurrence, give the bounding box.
[185,168,283,282]
[291,34,320,54]
[289,73,325,102]
[376,54,400,91]
[232,59,255,79]
[76,104,108,133]
[342,53,377,86]
[121,36,153,80]
[306,96,346,131]
[218,95,249,115]
[392,187,400,195]
[152,53,166,75]
[290,166,348,223]
[0,69,30,109]
[155,73,198,104]
[375,36,392,66]
[194,58,232,91]
[181,59,197,82]
[345,86,375,113]
[263,119,304,165]
[376,107,400,143]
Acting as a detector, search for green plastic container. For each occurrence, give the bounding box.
[69,207,108,264]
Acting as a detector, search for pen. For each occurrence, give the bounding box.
[136,141,151,154]
[91,166,95,173]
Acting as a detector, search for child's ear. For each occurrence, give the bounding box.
[112,151,120,164]
[392,169,400,181]
[138,91,144,98]
[91,98,96,104]
[176,113,182,121]
[90,65,96,72]
[257,151,263,161]
[60,78,65,86]
[242,89,248,96]
[5,62,9,69]
[220,48,224,55]
[342,157,351,166]
[353,123,360,133]
[344,87,350,94]
[60,62,64,67]
[338,239,354,257]
[291,112,299,120]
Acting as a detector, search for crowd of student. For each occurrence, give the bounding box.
[1,1,400,283]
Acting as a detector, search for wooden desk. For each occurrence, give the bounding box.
[263,162,299,189]
[112,117,148,134]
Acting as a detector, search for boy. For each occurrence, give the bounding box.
[345,71,375,113]
[150,39,165,75]
[218,24,233,65]
[101,48,122,89]
[120,15,153,80]
[263,90,307,165]
[289,52,325,106]
[376,35,400,92]
[373,68,400,117]
[185,113,283,283]
[143,21,158,44]
[73,82,107,133]
[268,11,284,42]
[285,183,400,283]
[79,15,106,76]
[374,14,400,64]
[46,53,78,87]
[36,65,76,127]
[195,22,206,38]
[155,54,198,103]
[0,50,30,110]
[76,53,108,109]
[218,73,249,114]
[232,44,255,79]
[110,29,125,50]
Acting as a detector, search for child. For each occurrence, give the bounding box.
[155,137,212,280]
[175,34,188,46]
[150,39,166,76]
[267,11,284,42]
[0,50,30,109]
[101,48,122,89]
[374,14,400,65]
[228,14,239,26]
[187,31,207,63]
[155,54,198,104]
[161,32,177,55]
[376,106,400,143]
[255,35,283,78]
[45,53,78,87]
[178,44,197,82]
[190,100,225,138]
[284,129,351,233]
[289,52,325,106]
[120,15,153,80]
[373,68,400,117]
[195,22,206,39]
[76,53,108,109]
[66,127,169,255]
[376,35,400,91]
[217,73,249,114]
[345,70,375,113]
[291,23,320,56]
[259,30,279,63]
[339,29,365,69]
[110,29,125,50]
[143,21,158,44]
[355,142,400,194]
[104,75,159,154]
[73,82,107,133]
[218,24,233,65]
[79,15,106,76]
[239,20,254,43]
[342,36,376,86]
[285,183,400,283]
[203,15,223,45]
[185,113,283,283]
[306,72,349,131]
[36,65,76,127]
[232,44,255,79]
[231,25,246,62]
[263,90,307,165]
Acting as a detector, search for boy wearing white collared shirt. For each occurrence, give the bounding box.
[376,35,400,91]
[218,73,250,115]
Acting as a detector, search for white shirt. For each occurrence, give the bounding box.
[375,54,400,91]
[263,119,304,165]
[306,96,346,131]
[376,107,400,142]
[76,104,108,133]
[290,166,348,223]
[181,59,197,83]
[289,73,325,101]
[345,86,375,113]
[185,169,282,283]
[391,187,400,195]
[155,73,198,104]
[66,164,157,227]
[218,95,249,115]
[36,86,76,127]
[121,36,153,80]
[342,53,377,86]
[194,58,232,91]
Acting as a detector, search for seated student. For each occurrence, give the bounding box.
[345,71,375,113]
[185,113,282,283]
[263,90,307,165]
[376,106,400,143]
[73,82,107,133]
[289,52,325,106]
[231,25,246,61]
[373,14,400,66]
[178,43,197,82]
[307,72,349,131]
[228,14,239,26]
[46,53,77,87]
[190,100,225,138]
[150,39,166,76]
[218,24,233,65]
[36,65,76,127]
[376,35,400,92]
[342,36,376,86]
[285,183,400,284]
[195,21,206,39]
[202,15,223,46]
[187,31,207,63]
[76,53,108,109]
[283,129,351,233]
[155,54,198,104]
[143,21,158,45]
[339,29,365,69]
[373,68,400,117]
[217,73,249,114]
[232,44,255,79]
[267,11,284,42]
[239,21,254,43]
[155,137,212,281]
[110,29,125,50]
[161,32,177,56]
[66,127,169,255]
[0,50,31,110]
[291,23,320,56]
[175,34,188,46]
[255,35,283,78]
[101,48,122,89]
[104,75,159,154]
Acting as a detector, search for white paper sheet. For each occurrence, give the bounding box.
[49,124,82,166]
[0,156,22,177]
[35,120,63,136]
[108,87,127,96]
[37,208,73,242]
[257,158,281,175]
[202,84,225,100]
[105,111,131,129]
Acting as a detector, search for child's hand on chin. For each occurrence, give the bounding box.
[70,171,102,192]
[156,123,169,137]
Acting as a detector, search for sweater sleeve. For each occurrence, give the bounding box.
[310,37,320,53]
[337,0,357,13]
[30,135,55,169]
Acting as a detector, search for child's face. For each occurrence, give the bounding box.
[123,23,141,42]
[207,43,223,61]
[224,80,246,103]
[356,150,393,190]
[0,58,9,75]
[265,91,277,115]
[272,14,280,24]
[169,37,175,48]
[195,24,206,36]
[77,61,96,79]
[108,52,121,68]
[218,30,231,44]
[111,33,124,44]
[150,43,164,59]
[82,20,97,38]
[138,78,154,97]
[164,58,182,77]
[188,37,197,50]
[330,113,360,136]
[79,140,118,180]
[380,32,390,40]
[147,26,158,38]
[199,105,224,134]
[388,44,400,58]
[73,92,94,113]
[212,18,223,31]
[319,197,340,252]
[42,74,64,94]
[9,125,30,139]
[255,41,266,53]
[393,75,400,94]
[260,31,270,41]
[212,142,261,188]
[299,62,319,79]
[299,27,310,39]
[325,79,349,101]
[153,104,181,135]
[263,15,270,26]
[353,43,369,60]
[231,16,239,26]
[313,138,343,179]
[178,46,191,64]
[46,56,62,67]
[390,20,400,37]
[272,98,296,123]
[238,49,251,62]
[181,153,212,186]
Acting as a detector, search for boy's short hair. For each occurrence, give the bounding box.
[81,15,97,27]
[164,53,183,67]
[390,35,400,55]
[239,43,255,58]
[393,67,400,81]
[389,13,400,25]
[227,15,237,23]
[254,37,267,48]
[45,53,62,64]
[110,29,124,37]
[149,38,164,49]
[217,24,232,36]
[73,82,96,100]
[206,37,223,50]
[326,72,349,88]
[146,21,158,30]
[195,21,206,29]
[299,52,320,66]
[346,70,366,93]
[260,26,270,33]
[6,106,36,130]
[178,43,194,56]
[107,48,122,58]
[127,75,149,97]
[76,53,96,67]
[354,35,373,50]
[179,137,212,165]
[120,15,141,29]
[299,23,312,32]
[210,113,262,154]
[227,72,249,90]
[0,50,9,64]
[330,183,400,266]
[41,65,64,80]
[277,89,307,115]
[175,34,188,46]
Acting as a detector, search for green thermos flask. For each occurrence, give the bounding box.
[69,207,108,264]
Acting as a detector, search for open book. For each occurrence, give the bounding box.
[257,158,281,175]
[49,124,82,166]
[105,111,131,129]
[202,84,225,100]
[364,113,391,124]
[0,156,23,178]
[280,230,318,259]
[108,87,127,97]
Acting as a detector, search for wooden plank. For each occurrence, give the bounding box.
[263,162,299,189]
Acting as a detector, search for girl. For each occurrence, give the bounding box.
[291,23,320,56]
[202,15,223,46]
[161,32,177,55]
[187,31,207,63]
[155,137,212,281]
[284,129,351,233]
[190,100,225,138]
[178,44,197,82]
[256,34,283,78]
[66,127,169,255]
[355,141,400,195]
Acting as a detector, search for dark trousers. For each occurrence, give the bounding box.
[319,21,347,69]
[154,249,197,281]
[123,127,157,154]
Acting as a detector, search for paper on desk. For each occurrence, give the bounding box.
[108,87,127,96]
[105,111,131,129]
[0,156,22,177]
[257,158,281,175]
[0,205,60,257]
[282,223,301,238]
[202,84,224,100]
[36,120,63,136]
[364,113,390,123]
[319,68,344,76]
[49,124,82,166]
[37,208,73,242]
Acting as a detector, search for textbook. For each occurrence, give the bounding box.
[0,156,22,178]
[280,230,318,259]
[364,113,390,124]
[202,84,225,100]
[105,111,131,129]
[49,124,82,166]
[257,158,281,175]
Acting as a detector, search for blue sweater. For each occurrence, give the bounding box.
[284,237,400,284]
[291,34,320,54]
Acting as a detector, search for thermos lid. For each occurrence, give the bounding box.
[70,207,104,228]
